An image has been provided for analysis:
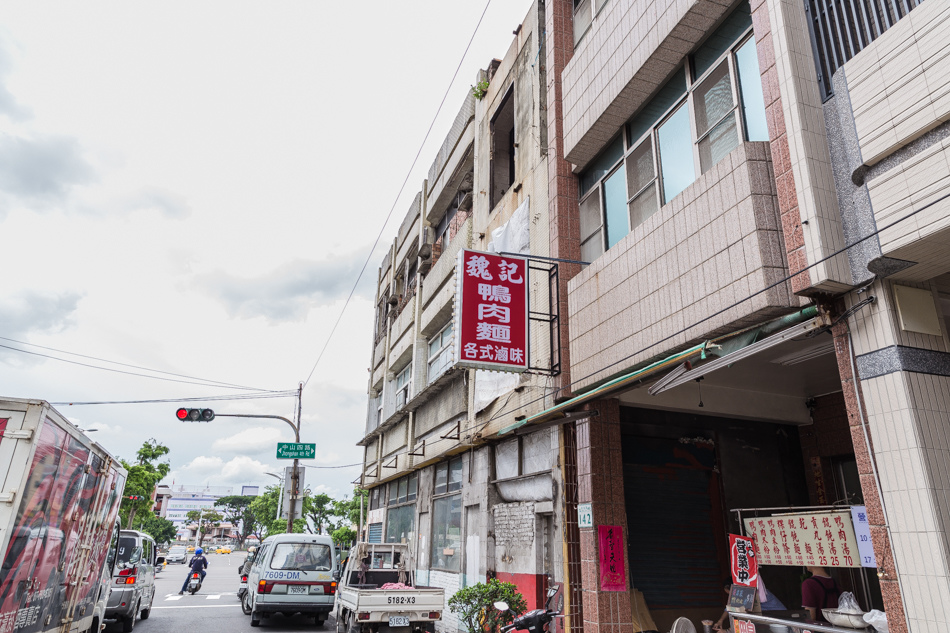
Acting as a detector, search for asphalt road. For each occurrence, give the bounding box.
[104,552,337,633]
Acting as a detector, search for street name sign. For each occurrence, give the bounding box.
[276,442,316,459]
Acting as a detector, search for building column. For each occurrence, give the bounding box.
[577,399,633,633]
[834,279,950,633]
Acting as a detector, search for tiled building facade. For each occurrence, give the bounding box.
[356,1,950,632]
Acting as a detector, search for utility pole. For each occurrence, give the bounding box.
[287,383,304,533]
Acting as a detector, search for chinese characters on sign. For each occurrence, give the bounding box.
[598,525,626,592]
[850,505,877,568]
[743,510,862,568]
[455,249,528,372]
[729,534,758,587]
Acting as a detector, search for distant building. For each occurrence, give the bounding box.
[158,483,259,541]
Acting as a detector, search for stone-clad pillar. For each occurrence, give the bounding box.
[834,279,950,633]
[577,399,633,633]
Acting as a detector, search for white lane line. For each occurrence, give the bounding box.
[207,594,221,600]
[152,604,241,609]
[164,596,183,601]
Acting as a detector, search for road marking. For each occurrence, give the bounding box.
[152,604,241,610]
[164,595,182,601]
[207,594,221,600]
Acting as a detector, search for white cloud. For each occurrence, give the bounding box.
[167,455,272,487]
[212,426,292,456]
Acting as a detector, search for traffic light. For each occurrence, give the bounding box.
[175,408,215,422]
[127,495,146,500]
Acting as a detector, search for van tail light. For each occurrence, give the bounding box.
[115,577,136,585]
[118,567,136,576]
[258,580,273,594]
[357,613,370,621]
[428,612,441,620]
[328,582,337,595]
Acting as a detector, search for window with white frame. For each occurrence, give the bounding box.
[427,322,454,383]
[578,2,766,263]
[394,363,412,408]
[573,0,610,46]
[430,457,463,572]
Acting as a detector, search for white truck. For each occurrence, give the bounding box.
[334,542,444,633]
[0,397,127,633]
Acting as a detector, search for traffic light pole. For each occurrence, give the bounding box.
[212,408,302,532]
[177,384,305,533]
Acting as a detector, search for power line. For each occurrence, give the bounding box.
[302,0,496,389]
[0,342,278,391]
[51,391,298,406]
[300,463,363,469]
[0,335,263,390]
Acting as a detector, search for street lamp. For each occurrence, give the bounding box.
[265,472,284,521]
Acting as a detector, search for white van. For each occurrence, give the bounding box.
[245,533,338,628]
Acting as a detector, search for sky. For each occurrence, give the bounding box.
[0,1,534,500]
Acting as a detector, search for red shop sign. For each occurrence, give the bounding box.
[454,249,528,372]
[730,534,758,587]
[598,525,626,592]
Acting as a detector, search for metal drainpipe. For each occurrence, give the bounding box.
[846,330,909,614]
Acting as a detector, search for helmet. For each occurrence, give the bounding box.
[248,546,257,553]
[196,548,203,555]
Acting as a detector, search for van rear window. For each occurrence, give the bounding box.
[270,543,331,571]
[117,537,140,565]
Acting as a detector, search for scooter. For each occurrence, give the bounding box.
[497,586,561,633]
[238,573,249,613]
[188,571,203,595]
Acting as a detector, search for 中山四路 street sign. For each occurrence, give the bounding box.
[276,442,315,459]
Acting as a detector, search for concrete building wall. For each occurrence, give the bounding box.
[567,142,796,388]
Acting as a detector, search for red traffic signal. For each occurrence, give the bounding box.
[127,495,146,500]
[175,408,215,422]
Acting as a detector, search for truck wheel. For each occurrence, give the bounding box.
[346,613,361,633]
[121,609,136,633]
[140,595,153,620]
[314,614,326,628]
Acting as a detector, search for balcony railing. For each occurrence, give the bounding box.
[806,0,923,100]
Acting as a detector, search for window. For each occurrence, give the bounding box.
[490,88,516,209]
[394,364,412,408]
[383,472,417,544]
[375,289,390,343]
[270,543,332,571]
[573,0,610,46]
[578,2,764,260]
[369,487,382,511]
[427,322,454,382]
[434,457,463,495]
[430,495,462,571]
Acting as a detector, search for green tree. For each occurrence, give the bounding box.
[119,439,171,529]
[249,485,305,538]
[215,495,259,547]
[134,514,177,545]
[448,579,528,633]
[186,509,223,547]
[331,526,357,549]
[303,493,336,534]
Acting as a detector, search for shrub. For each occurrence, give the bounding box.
[448,579,528,633]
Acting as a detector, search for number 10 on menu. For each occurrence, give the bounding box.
[455,249,529,373]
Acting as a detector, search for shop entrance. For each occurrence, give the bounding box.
[620,405,812,632]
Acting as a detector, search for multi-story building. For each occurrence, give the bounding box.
[160,484,246,541]
[358,1,950,632]
[542,0,949,632]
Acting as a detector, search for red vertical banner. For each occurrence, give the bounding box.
[455,249,529,372]
[730,534,758,587]
[598,525,626,592]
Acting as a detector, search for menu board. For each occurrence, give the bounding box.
[743,510,861,568]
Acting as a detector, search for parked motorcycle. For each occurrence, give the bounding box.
[497,586,561,633]
[188,571,203,595]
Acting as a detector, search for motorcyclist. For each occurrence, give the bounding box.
[179,547,209,595]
